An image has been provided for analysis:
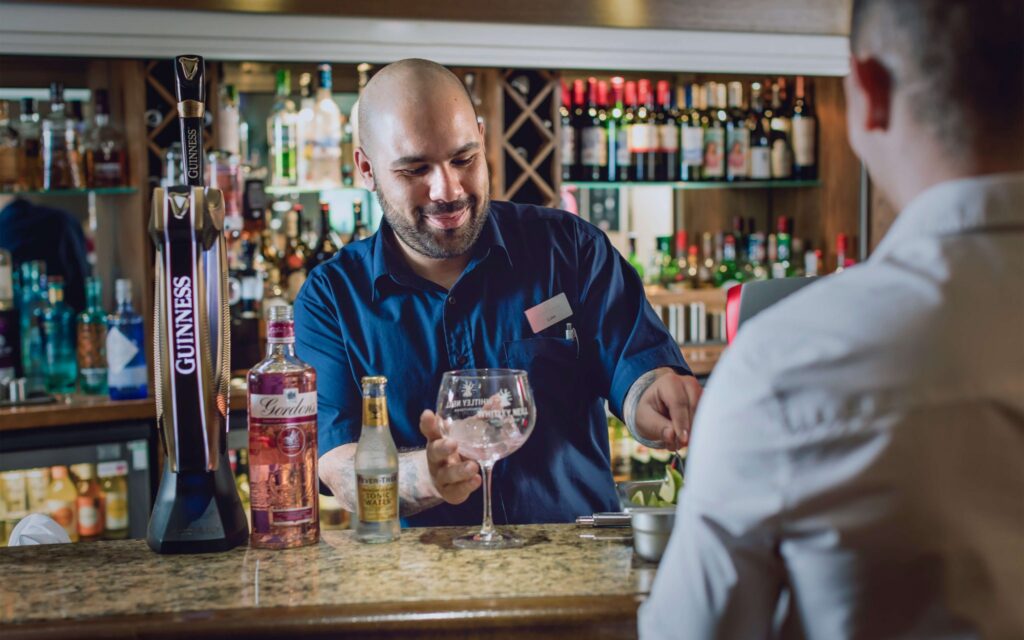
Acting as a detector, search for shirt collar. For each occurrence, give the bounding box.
[370,204,513,300]
[871,172,1024,262]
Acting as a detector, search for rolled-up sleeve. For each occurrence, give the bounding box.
[293,268,361,458]
[575,230,691,419]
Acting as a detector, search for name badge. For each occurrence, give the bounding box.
[524,292,573,334]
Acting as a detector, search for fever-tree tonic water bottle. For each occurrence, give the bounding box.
[355,376,400,543]
[247,305,319,549]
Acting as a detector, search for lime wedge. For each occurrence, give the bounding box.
[631,490,646,506]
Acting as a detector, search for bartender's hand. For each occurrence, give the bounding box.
[634,370,703,450]
[420,410,482,505]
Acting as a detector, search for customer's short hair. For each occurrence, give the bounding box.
[850,0,1023,149]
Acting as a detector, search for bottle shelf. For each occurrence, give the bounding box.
[564,179,820,190]
[264,185,370,196]
[645,287,728,309]
[4,187,139,197]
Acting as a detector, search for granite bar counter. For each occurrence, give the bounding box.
[0,524,655,639]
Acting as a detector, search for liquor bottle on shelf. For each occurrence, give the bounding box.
[67,101,88,156]
[263,267,289,313]
[45,465,78,542]
[208,150,243,228]
[16,98,42,190]
[281,205,309,299]
[805,248,822,277]
[311,63,342,188]
[84,89,128,188]
[355,375,400,543]
[770,78,794,180]
[632,79,657,182]
[699,231,716,288]
[685,245,701,289]
[670,230,690,290]
[748,82,772,181]
[714,234,745,289]
[608,77,631,182]
[679,83,704,181]
[772,216,794,278]
[19,261,47,392]
[627,233,645,281]
[651,236,671,287]
[42,82,84,190]
[307,201,340,272]
[701,83,726,181]
[41,276,76,394]
[559,80,575,182]
[340,113,355,186]
[744,232,770,281]
[0,101,21,192]
[835,232,849,273]
[231,255,263,374]
[268,69,298,187]
[655,80,678,182]
[72,463,105,542]
[792,76,818,180]
[0,248,17,381]
[97,461,129,540]
[77,276,107,395]
[661,232,685,289]
[247,305,320,549]
[725,82,750,182]
[217,84,242,157]
[569,79,586,181]
[580,77,607,182]
[622,80,638,181]
[349,200,372,244]
[295,72,315,186]
[106,278,147,400]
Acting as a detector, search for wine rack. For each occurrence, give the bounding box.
[498,69,560,207]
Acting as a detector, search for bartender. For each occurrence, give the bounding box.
[294,58,701,526]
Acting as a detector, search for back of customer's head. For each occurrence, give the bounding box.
[846,0,1023,208]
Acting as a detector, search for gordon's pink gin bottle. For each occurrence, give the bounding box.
[247,305,319,549]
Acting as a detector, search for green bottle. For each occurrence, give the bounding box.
[42,276,77,394]
[627,233,645,282]
[77,277,108,395]
[714,234,745,289]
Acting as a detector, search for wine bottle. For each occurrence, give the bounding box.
[792,76,818,180]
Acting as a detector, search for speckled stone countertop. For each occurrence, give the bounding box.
[0,524,656,639]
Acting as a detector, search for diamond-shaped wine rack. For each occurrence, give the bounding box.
[500,69,559,207]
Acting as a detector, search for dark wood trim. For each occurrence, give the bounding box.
[22,0,853,36]
[3,594,642,640]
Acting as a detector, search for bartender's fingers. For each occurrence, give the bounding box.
[420,409,443,441]
[647,374,700,450]
[438,472,482,504]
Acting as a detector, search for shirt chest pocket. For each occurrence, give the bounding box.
[502,337,580,404]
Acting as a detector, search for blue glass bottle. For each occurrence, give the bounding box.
[106,278,147,400]
[20,261,48,393]
[41,276,77,394]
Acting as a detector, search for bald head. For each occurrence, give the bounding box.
[358,59,477,160]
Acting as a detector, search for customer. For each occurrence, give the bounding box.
[640,1,1024,638]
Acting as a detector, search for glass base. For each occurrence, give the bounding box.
[453,529,522,550]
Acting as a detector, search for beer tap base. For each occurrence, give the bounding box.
[146,451,249,554]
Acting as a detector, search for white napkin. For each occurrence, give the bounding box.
[8,513,72,546]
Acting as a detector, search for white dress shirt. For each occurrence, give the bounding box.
[639,173,1024,640]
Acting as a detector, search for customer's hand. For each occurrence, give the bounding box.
[634,372,703,450]
[420,410,482,505]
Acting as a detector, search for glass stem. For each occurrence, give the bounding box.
[479,461,495,539]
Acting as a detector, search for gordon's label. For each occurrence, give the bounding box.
[362,396,388,427]
[357,472,398,523]
[250,391,317,421]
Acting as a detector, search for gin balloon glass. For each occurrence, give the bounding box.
[436,369,536,549]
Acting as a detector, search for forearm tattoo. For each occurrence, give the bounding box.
[320,446,443,517]
[623,368,669,449]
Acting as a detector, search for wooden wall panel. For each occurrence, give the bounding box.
[29,0,854,36]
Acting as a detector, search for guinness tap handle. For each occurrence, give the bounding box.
[174,54,206,187]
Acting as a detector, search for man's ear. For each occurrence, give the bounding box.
[849,55,892,131]
[354,146,376,191]
[478,121,485,139]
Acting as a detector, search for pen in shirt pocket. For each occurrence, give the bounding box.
[565,321,579,357]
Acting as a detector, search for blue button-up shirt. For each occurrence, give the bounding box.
[294,200,689,527]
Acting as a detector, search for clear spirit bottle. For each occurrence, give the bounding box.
[19,261,48,392]
[311,64,342,188]
[77,276,108,395]
[41,82,84,190]
[355,375,400,543]
[247,305,320,549]
[41,276,77,394]
[267,69,298,186]
[106,278,147,400]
